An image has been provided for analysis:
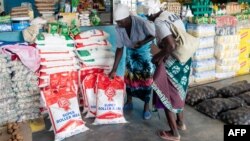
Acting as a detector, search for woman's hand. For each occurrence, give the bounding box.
[108,69,116,79]
[152,50,167,65]
[134,41,142,48]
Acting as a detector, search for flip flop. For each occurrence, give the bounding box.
[157,130,180,141]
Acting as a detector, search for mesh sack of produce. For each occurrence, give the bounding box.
[220,106,250,125]
[10,60,41,121]
[186,86,217,106]
[237,92,250,105]
[195,97,245,119]
[0,53,18,126]
[218,81,250,97]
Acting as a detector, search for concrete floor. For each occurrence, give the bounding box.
[33,75,250,141]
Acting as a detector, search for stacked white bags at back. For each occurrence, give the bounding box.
[187,24,216,83]
[0,54,17,126]
[74,29,114,71]
[10,60,41,121]
[36,33,79,87]
[36,33,89,141]
[79,11,91,26]
[214,16,240,79]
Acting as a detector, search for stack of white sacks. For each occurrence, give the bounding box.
[36,33,89,141]
[214,16,240,79]
[187,24,216,83]
[36,33,79,88]
[75,29,114,71]
[11,60,41,121]
[0,54,17,126]
[74,29,115,116]
[36,33,79,114]
[79,11,91,26]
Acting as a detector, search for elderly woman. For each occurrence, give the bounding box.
[143,0,192,140]
[109,4,155,120]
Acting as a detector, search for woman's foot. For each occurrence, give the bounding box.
[123,102,133,110]
[157,130,180,141]
[143,111,152,120]
[143,102,151,120]
[176,120,187,131]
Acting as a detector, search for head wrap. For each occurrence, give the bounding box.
[143,0,161,16]
[114,4,130,21]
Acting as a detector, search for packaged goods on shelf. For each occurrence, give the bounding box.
[215,35,240,45]
[193,70,216,83]
[216,64,240,73]
[226,2,241,15]
[237,59,249,75]
[186,24,215,37]
[215,48,239,60]
[164,2,181,16]
[239,28,250,43]
[214,17,241,79]
[0,23,12,32]
[216,72,236,79]
[216,57,239,66]
[35,0,55,16]
[198,36,215,49]
[192,58,216,73]
[79,11,91,26]
[238,46,249,60]
[193,47,215,61]
[187,16,216,25]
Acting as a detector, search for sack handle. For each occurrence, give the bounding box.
[165,21,180,41]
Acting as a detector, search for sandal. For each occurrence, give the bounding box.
[157,130,180,141]
[177,121,187,131]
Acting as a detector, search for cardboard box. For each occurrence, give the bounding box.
[238,45,249,60]
[237,59,249,75]
[239,28,250,44]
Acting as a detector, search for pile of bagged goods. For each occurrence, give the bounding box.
[186,80,250,125]
[0,54,17,127]
[10,6,31,32]
[35,0,56,17]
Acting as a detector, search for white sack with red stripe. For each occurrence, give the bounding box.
[74,29,109,42]
[79,68,104,114]
[83,74,98,118]
[93,74,127,125]
[42,86,88,141]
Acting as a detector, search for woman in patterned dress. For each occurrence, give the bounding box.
[143,0,192,140]
[109,4,155,120]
